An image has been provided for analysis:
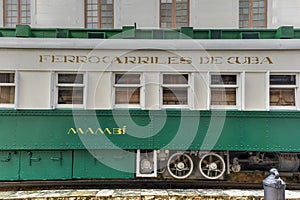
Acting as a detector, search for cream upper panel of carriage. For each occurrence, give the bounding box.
[0,49,299,72]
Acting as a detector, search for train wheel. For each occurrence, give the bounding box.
[198,153,226,180]
[167,152,194,179]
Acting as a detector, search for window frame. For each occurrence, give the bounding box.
[239,0,267,28]
[210,73,240,110]
[85,0,114,28]
[3,0,31,27]
[269,74,297,110]
[160,0,190,28]
[0,72,16,108]
[113,73,143,108]
[55,72,85,109]
[161,73,190,108]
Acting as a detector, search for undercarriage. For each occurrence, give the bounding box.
[136,150,300,180]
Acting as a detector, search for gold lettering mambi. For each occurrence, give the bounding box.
[67,126,127,135]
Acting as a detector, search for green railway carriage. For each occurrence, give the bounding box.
[0,25,300,180]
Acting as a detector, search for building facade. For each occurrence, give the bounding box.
[1,0,300,29]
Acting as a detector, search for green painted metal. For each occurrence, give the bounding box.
[15,25,32,37]
[122,26,135,38]
[1,25,300,39]
[0,151,19,180]
[0,110,83,150]
[73,150,134,179]
[55,29,69,38]
[0,110,300,152]
[276,26,294,39]
[0,149,134,180]
[0,109,299,180]
[19,150,72,180]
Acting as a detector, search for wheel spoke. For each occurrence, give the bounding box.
[199,153,226,180]
[167,153,194,179]
[202,159,208,165]
[215,160,221,164]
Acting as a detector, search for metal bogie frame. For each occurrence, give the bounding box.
[229,151,300,173]
[141,150,228,180]
[198,152,226,180]
[136,150,300,180]
[136,150,157,177]
[166,152,194,179]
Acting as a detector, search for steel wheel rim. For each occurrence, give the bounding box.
[167,152,194,179]
[198,153,225,180]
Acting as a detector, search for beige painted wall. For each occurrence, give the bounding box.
[268,0,300,28]
[244,73,266,110]
[18,71,52,109]
[114,0,159,28]
[2,0,300,28]
[32,0,84,28]
[87,72,112,109]
[1,48,300,110]
[190,0,239,28]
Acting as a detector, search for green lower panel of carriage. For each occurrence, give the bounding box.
[0,151,20,180]
[0,109,300,152]
[0,109,300,180]
[73,150,134,179]
[0,150,73,180]
[0,150,134,180]
[19,151,73,180]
